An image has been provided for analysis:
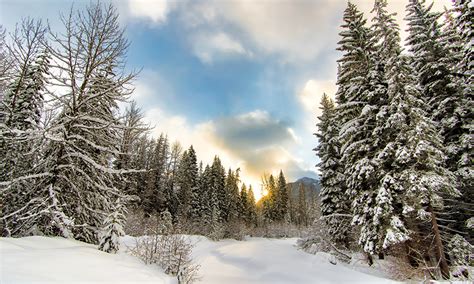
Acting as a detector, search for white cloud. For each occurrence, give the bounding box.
[139,105,315,200]
[298,79,336,114]
[201,0,341,61]
[192,32,250,63]
[127,0,177,24]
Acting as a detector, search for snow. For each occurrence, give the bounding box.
[1,236,173,284]
[1,236,398,284]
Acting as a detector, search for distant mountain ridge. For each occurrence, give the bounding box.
[287,177,321,200]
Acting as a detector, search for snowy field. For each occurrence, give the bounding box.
[1,236,397,284]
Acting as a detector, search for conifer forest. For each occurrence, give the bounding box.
[0,0,472,283]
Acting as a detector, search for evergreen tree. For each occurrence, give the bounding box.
[335,1,381,255]
[239,184,249,222]
[224,168,240,222]
[0,19,52,237]
[296,184,308,227]
[99,199,126,254]
[247,185,257,226]
[275,170,289,222]
[144,135,169,216]
[27,3,138,243]
[210,156,226,222]
[176,146,198,220]
[315,93,350,246]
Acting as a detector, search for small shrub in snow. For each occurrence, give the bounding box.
[447,234,473,280]
[99,200,126,254]
[130,211,200,283]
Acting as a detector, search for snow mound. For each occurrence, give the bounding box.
[1,236,172,284]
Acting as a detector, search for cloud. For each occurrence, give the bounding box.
[138,105,316,199]
[192,32,250,63]
[298,79,336,114]
[126,0,177,24]
[205,110,316,185]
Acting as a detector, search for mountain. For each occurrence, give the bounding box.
[287,177,321,200]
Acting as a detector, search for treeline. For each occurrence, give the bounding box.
[315,0,472,279]
[122,132,318,239]
[120,131,259,239]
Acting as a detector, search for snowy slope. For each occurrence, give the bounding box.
[1,236,173,284]
[1,236,396,284]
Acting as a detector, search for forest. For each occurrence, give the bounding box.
[0,0,472,282]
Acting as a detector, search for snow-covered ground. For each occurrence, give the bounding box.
[1,236,396,284]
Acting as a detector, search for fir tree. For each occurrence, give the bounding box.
[247,186,257,226]
[99,199,126,254]
[176,146,198,220]
[275,170,289,222]
[30,3,138,243]
[315,93,350,247]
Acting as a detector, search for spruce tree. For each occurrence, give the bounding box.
[176,146,198,220]
[29,3,138,243]
[247,186,257,226]
[275,170,289,222]
[0,20,52,237]
[315,93,350,247]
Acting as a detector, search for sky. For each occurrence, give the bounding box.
[0,0,452,199]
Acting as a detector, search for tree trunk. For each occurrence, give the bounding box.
[367,253,374,266]
[404,241,418,267]
[427,203,450,279]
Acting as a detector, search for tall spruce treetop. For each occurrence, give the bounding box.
[336,2,373,108]
[367,0,414,253]
[336,2,386,255]
[405,0,462,145]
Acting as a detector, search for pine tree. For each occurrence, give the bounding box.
[239,184,249,222]
[296,184,308,227]
[405,1,468,277]
[315,93,350,247]
[332,3,374,249]
[99,199,126,254]
[142,134,172,216]
[444,0,474,244]
[0,19,52,237]
[275,170,289,222]
[210,156,226,222]
[224,168,240,222]
[28,3,138,243]
[335,2,383,255]
[247,185,257,226]
[176,146,198,220]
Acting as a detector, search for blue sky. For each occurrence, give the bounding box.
[0,0,451,198]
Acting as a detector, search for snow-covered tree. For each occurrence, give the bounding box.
[99,199,127,254]
[315,93,350,247]
[0,19,51,237]
[176,146,198,220]
[275,171,289,222]
[246,185,257,226]
[25,2,138,243]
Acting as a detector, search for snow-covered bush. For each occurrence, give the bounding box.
[448,234,473,280]
[99,201,127,254]
[224,220,247,240]
[129,210,200,283]
[297,218,351,264]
